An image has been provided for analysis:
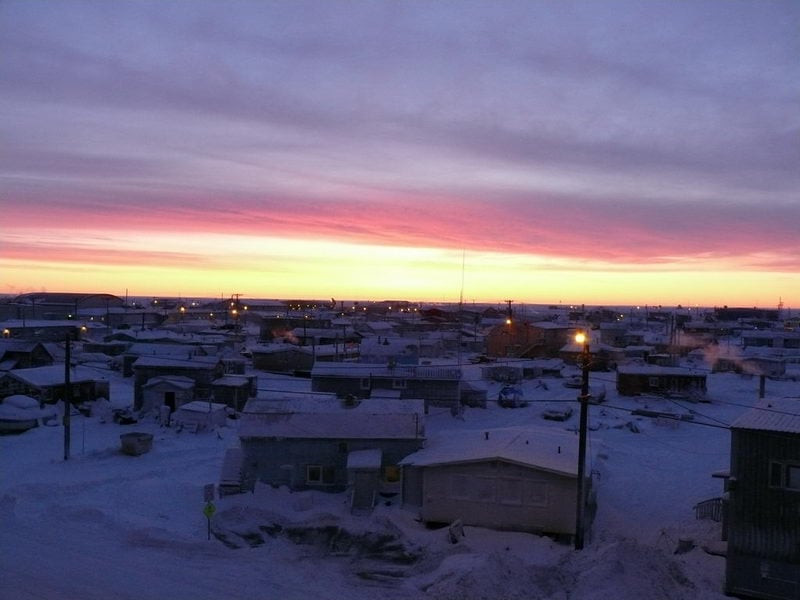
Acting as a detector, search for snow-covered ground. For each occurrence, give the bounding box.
[2,365,794,599]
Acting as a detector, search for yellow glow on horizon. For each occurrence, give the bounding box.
[2,228,798,307]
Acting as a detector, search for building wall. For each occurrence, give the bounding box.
[616,373,707,397]
[133,364,223,408]
[141,384,194,413]
[240,437,423,492]
[311,374,460,408]
[417,460,577,535]
[725,428,800,599]
[251,349,313,373]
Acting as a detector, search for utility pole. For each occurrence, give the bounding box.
[574,332,591,549]
[63,333,73,461]
[504,299,514,321]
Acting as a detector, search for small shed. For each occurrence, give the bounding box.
[172,400,227,432]
[140,376,195,414]
[211,375,256,411]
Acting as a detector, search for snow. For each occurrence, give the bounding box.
[2,366,797,599]
[400,426,582,477]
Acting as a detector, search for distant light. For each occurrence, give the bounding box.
[506,318,512,325]
[575,332,587,344]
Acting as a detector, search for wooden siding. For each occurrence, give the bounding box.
[725,428,800,599]
[240,437,423,493]
[417,460,577,535]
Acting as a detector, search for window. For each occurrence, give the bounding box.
[769,461,800,491]
[306,465,336,485]
[360,378,371,390]
[392,378,407,389]
[648,376,660,388]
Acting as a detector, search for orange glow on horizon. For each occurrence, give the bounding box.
[2,227,797,308]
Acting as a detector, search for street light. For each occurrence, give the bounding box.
[574,331,591,550]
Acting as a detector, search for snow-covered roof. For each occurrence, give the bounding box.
[0,340,47,353]
[142,375,195,390]
[5,365,106,386]
[250,343,313,355]
[132,355,221,369]
[617,365,705,376]
[239,397,425,440]
[311,362,460,380]
[175,400,227,413]
[400,426,583,477]
[213,375,251,387]
[731,398,800,434]
[127,343,209,356]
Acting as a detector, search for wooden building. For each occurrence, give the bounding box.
[132,355,224,409]
[725,398,800,600]
[485,321,572,359]
[616,365,707,399]
[0,365,110,404]
[0,340,54,370]
[311,362,462,410]
[400,426,594,538]
[234,396,425,510]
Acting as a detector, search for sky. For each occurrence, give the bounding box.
[2,0,799,307]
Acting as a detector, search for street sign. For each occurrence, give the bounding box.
[203,502,216,518]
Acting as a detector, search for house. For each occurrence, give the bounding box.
[400,426,594,538]
[5,292,126,321]
[172,400,228,432]
[132,355,225,410]
[725,398,800,600]
[140,376,196,414]
[250,343,314,374]
[311,362,462,410]
[211,375,257,411]
[233,396,425,510]
[741,330,800,350]
[485,321,572,359]
[741,356,786,378]
[616,365,707,399]
[0,320,85,343]
[359,336,420,366]
[0,340,54,370]
[120,342,212,376]
[0,365,110,404]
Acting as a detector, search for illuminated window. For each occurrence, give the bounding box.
[383,466,401,483]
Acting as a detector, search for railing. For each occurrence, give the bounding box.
[694,497,724,522]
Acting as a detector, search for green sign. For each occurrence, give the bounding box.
[203,502,216,518]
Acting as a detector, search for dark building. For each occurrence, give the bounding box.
[725,398,800,599]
